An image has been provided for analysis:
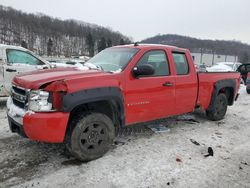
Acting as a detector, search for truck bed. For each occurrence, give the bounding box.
[197,72,241,109]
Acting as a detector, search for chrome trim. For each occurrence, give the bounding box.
[12,84,27,91]
[11,90,27,103]
[11,84,31,109]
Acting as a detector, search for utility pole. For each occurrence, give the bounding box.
[212,50,215,65]
[200,48,203,64]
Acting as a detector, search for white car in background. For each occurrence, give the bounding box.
[206,62,245,84]
[215,62,242,71]
[46,56,90,69]
[0,45,91,97]
[0,44,51,96]
[206,62,242,72]
[206,64,234,72]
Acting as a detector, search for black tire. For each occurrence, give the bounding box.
[66,112,115,161]
[247,88,250,94]
[206,93,228,121]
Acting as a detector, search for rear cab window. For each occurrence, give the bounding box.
[172,52,189,75]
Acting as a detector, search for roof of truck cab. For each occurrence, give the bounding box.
[0,44,27,51]
[112,43,188,52]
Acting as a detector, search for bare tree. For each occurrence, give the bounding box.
[0,5,131,57]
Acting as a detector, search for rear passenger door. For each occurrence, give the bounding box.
[172,52,198,114]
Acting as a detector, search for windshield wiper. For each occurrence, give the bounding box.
[84,62,101,70]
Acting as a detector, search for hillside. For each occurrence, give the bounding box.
[141,34,250,63]
[0,5,131,57]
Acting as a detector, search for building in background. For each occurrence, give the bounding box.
[191,52,238,66]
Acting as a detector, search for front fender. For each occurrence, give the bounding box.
[62,87,125,126]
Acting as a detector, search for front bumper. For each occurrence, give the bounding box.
[7,99,70,143]
[23,112,70,143]
[8,113,27,138]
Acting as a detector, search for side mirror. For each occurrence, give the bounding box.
[133,64,155,77]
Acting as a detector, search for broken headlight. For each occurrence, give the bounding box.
[28,90,53,112]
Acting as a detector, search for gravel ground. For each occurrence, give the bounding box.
[0,86,250,188]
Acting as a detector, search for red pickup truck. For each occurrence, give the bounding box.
[7,44,240,161]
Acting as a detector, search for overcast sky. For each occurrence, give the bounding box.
[1,0,250,44]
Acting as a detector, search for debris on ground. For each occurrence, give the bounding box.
[190,139,200,146]
[147,124,170,133]
[176,157,182,163]
[204,147,214,157]
[217,121,225,126]
[240,161,248,166]
[215,132,223,135]
[114,138,126,146]
[239,161,248,170]
[176,114,200,123]
[61,159,83,166]
[116,126,153,137]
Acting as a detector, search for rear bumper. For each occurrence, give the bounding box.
[7,105,70,143]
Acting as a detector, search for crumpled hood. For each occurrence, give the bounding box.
[12,67,108,89]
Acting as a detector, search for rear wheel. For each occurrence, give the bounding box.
[66,112,115,161]
[206,93,228,121]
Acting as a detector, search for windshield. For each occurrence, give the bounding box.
[87,48,139,72]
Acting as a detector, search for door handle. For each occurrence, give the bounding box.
[6,68,17,72]
[163,82,174,87]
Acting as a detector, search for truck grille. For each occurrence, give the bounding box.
[11,85,29,109]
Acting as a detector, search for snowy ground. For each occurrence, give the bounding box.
[0,86,250,188]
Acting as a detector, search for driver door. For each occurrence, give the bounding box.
[125,50,176,124]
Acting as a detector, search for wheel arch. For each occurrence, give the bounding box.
[207,79,236,111]
[62,87,125,131]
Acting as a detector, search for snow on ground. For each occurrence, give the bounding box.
[0,86,250,188]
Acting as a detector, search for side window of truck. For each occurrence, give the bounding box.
[6,49,44,65]
[172,52,189,75]
[136,50,170,76]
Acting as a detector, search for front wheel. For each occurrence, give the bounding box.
[66,112,115,161]
[206,93,228,121]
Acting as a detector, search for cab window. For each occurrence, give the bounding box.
[7,49,44,65]
[136,50,170,76]
[172,52,189,75]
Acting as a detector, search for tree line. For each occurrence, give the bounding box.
[142,34,250,63]
[0,5,131,57]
